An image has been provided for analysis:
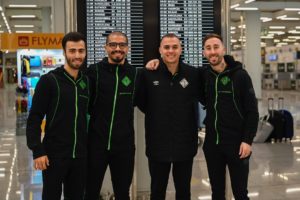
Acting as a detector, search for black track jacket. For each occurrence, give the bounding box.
[136,59,200,162]
[26,66,90,159]
[86,58,137,153]
[202,55,259,146]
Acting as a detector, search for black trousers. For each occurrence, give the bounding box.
[148,159,193,200]
[203,143,250,200]
[42,157,86,200]
[84,148,135,200]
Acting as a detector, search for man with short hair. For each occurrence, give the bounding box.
[84,31,137,200]
[136,33,201,200]
[202,33,258,200]
[26,32,89,200]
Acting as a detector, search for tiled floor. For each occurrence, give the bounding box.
[0,85,300,200]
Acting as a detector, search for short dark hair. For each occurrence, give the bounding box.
[203,33,223,47]
[106,31,128,44]
[62,32,86,51]
[160,33,181,45]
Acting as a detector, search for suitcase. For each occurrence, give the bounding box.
[278,97,294,141]
[253,115,274,143]
[265,98,285,142]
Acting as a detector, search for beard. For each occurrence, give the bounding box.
[110,50,125,64]
[66,56,83,70]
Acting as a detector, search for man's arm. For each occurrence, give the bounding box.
[26,75,51,169]
[240,70,259,145]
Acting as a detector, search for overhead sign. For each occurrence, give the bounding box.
[0,33,64,50]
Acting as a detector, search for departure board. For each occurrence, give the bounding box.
[84,0,216,67]
[86,0,143,67]
[160,0,214,67]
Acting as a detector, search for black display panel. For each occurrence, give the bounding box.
[160,0,215,67]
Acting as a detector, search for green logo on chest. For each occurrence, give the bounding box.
[220,76,230,86]
[79,80,87,89]
[122,76,131,87]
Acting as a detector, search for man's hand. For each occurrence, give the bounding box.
[145,59,160,70]
[34,155,49,170]
[239,142,251,159]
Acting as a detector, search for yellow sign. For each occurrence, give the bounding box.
[0,33,64,50]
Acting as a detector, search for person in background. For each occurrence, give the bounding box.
[136,33,201,200]
[84,31,137,200]
[26,32,89,200]
[201,33,258,200]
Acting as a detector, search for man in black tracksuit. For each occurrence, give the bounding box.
[201,33,259,200]
[84,32,137,200]
[136,33,201,200]
[26,32,89,199]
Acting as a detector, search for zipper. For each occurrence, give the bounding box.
[108,66,119,150]
[64,73,82,158]
[214,74,220,145]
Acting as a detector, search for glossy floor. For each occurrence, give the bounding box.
[0,86,300,200]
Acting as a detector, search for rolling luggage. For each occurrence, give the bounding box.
[278,97,294,141]
[265,98,285,142]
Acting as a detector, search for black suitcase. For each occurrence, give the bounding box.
[278,97,294,141]
[265,98,285,142]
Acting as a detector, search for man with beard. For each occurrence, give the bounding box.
[201,33,258,200]
[26,32,89,200]
[84,31,137,200]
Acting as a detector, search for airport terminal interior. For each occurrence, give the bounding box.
[1,0,300,199]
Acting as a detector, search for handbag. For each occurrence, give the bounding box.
[253,115,274,143]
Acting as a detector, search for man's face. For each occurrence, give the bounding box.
[203,37,226,67]
[105,35,129,64]
[64,40,86,70]
[159,37,182,65]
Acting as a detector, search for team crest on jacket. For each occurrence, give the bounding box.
[122,76,131,87]
[221,76,230,86]
[180,78,189,88]
[79,80,87,90]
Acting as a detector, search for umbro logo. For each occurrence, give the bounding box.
[153,81,159,86]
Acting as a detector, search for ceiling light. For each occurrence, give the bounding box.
[281,17,300,20]
[296,26,300,29]
[245,0,255,3]
[274,39,280,43]
[0,6,2,11]
[15,30,34,33]
[261,35,274,39]
[231,31,236,34]
[260,17,272,22]
[268,31,285,35]
[8,5,37,8]
[231,4,240,9]
[286,188,300,193]
[235,7,258,11]
[276,15,287,19]
[238,25,246,29]
[231,26,236,30]
[288,36,300,39]
[0,31,4,33]
[269,26,285,29]
[284,8,300,11]
[14,25,34,28]
[289,30,300,34]
[298,12,300,15]
[11,15,36,18]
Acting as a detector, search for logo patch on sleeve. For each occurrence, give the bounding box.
[122,76,132,87]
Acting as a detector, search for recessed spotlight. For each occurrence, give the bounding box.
[15,30,34,33]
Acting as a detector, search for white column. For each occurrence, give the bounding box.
[245,11,262,99]
[51,0,65,33]
[42,7,51,33]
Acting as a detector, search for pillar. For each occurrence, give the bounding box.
[245,11,262,99]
